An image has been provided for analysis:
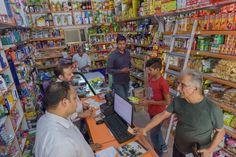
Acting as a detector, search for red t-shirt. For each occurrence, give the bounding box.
[148,76,170,116]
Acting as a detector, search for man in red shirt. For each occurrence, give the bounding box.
[140,58,171,157]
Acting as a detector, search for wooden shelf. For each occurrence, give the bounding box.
[0,66,9,73]
[192,51,236,60]
[131,54,145,60]
[30,37,64,42]
[35,55,64,60]
[37,64,57,70]
[15,114,24,132]
[2,82,15,96]
[51,11,72,13]
[92,22,112,25]
[118,31,138,35]
[169,65,181,71]
[197,30,236,35]
[128,43,152,48]
[210,97,236,114]
[130,74,144,82]
[37,46,66,51]
[117,14,154,23]
[162,46,236,60]
[2,44,16,50]
[27,11,51,15]
[73,9,93,12]
[0,21,16,29]
[91,49,111,53]
[31,26,55,29]
[20,137,27,151]
[91,41,115,45]
[203,74,236,88]
[225,126,236,139]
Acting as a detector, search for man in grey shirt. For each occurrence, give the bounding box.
[107,34,131,100]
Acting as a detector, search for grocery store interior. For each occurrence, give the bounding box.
[0,0,236,157]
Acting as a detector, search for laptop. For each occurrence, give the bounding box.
[104,93,135,143]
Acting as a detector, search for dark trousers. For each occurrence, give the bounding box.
[173,143,186,157]
[113,83,129,100]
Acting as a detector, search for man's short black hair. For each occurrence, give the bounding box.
[145,58,162,70]
[116,34,126,43]
[54,59,72,78]
[43,81,71,109]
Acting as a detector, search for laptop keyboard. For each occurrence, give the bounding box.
[104,114,134,143]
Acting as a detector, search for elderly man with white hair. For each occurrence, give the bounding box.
[136,69,225,157]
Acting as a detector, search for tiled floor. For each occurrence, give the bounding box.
[133,110,174,157]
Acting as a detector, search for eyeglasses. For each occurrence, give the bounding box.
[177,82,191,89]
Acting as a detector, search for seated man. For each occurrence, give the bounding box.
[35,81,95,157]
[54,61,92,121]
[72,45,91,73]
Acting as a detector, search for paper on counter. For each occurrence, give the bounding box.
[84,98,106,108]
[95,146,118,157]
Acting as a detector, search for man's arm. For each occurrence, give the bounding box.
[142,111,172,135]
[198,128,225,157]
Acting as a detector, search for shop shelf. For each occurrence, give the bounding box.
[0,116,7,127]
[225,125,236,139]
[118,31,138,35]
[210,97,236,114]
[173,34,192,39]
[130,74,144,82]
[30,37,64,42]
[35,55,64,60]
[128,43,152,48]
[1,82,15,96]
[117,14,154,23]
[10,100,20,112]
[131,54,145,60]
[91,49,111,53]
[197,30,236,35]
[166,69,180,76]
[92,22,112,26]
[37,46,66,51]
[169,65,181,71]
[192,51,236,60]
[169,52,186,58]
[27,11,51,15]
[0,66,9,73]
[37,64,57,70]
[51,11,72,14]
[0,21,16,29]
[2,44,16,50]
[203,74,236,89]
[89,33,105,36]
[91,41,115,45]
[73,9,93,12]
[31,26,55,29]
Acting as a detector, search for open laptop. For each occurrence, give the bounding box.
[104,93,135,143]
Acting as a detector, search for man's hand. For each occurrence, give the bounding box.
[198,148,212,157]
[133,127,147,136]
[82,102,90,110]
[90,143,102,151]
[78,109,93,118]
[120,67,130,73]
[140,98,149,106]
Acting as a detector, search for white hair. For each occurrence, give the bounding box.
[180,69,203,90]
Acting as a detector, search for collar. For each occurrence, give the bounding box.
[56,79,62,82]
[45,111,72,129]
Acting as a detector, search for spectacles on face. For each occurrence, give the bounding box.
[177,82,192,89]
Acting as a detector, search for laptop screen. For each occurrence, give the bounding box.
[114,94,133,126]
